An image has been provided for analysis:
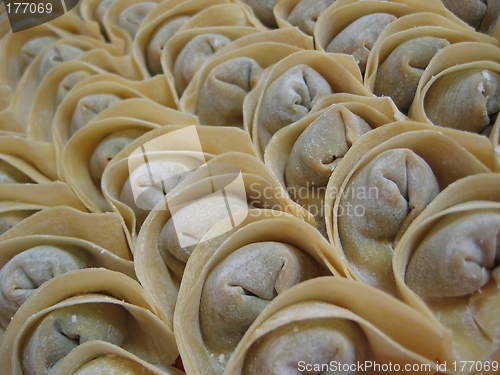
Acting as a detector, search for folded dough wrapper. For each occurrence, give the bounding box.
[244,49,370,157]
[440,0,500,37]
[325,121,493,294]
[0,233,135,334]
[364,12,497,113]
[0,268,177,375]
[264,95,402,236]
[132,0,261,78]
[394,173,500,365]
[52,74,177,179]
[62,104,197,212]
[0,179,92,236]
[409,41,500,134]
[313,0,458,74]
[180,28,315,127]
[134,152,318,322]
[0,206,131,260]
[0,13,102,92]
[8,36,120,128]
[274,0,336,36]
[174,209,344,375]
[102,125,256,250]
[0,136,57,182]
[165,27,258,96]
[102,0,159,54]
[225,277,447,374]
[52,341,185,375]
[0,181,87,216]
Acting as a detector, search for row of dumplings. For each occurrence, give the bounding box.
[0,0,500,374]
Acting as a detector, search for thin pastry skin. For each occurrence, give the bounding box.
[174,209,343,375]
[264,94,404,237]
[394,174,500,364]
[325,122,493,296]
[161,26,261,99]
[405,210,499,298]
[63,101,197,214]
[423,69,500,133]
[3,1,500,374]
[409,42,500,131]
[441,0,500,35]
[22,302,131,375]
[286,0,336,36]
[89,129,146,186]
[246,50,371,157]
[180,28,315,132]
[256,64,333,144]
[224,277,444,375]
[195,56,264,127]
[0,269,179,374]
[337,148,440,294]
[326,13,396,73]
[0,245,91,331]
[173,33,232,95]
[198,241,326,355]
[373,36,450,111]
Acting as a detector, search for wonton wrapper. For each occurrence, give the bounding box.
[102,125,256,251]
[274,0,336,36]
[52,341,185,375]
[409,42,500,134]
[134,151,316,314]
[0,268,178,375]
[26,54,142,141]
[225,277,445,374]
[133,0,261,78]
[244,49,370,156]
[313,0,457,74]
[0,181,86,213]
[180,28,312,127]
[53,72,176,142]
[52,73,177,176]
[0,181,87,238]
[265,94,403,236]
[162,26,260,96]
[174,209,344,375]
[365,12,497,113]
[238,0,279,28]
[79,0,120,41]
[0,4,10,42]
[0,136,57,183]
[0,13,102,92]
[102,0,160,54]
[0,206,131,260]
[8,35,119,129]
[62,101,197,212]
[394,173,500,366]
[440,0,500,38]
[0,233,135,336]
[325,121,494,295]
[491,117,500,171]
